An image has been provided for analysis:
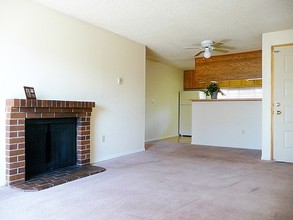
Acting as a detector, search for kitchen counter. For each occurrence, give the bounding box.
[191,99,262,149]
[191,98,262,102]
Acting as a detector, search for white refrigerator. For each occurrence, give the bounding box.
[179,91,205,136]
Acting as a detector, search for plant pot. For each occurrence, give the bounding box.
[211,92,218,99]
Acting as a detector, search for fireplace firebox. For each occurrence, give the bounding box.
[25,118,77,180]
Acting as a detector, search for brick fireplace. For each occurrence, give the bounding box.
[5,99,95,185]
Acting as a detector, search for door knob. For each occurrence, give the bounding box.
[277,110,281,115]
[276,102,280,107]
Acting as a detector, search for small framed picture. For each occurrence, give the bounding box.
[24,86,36,99]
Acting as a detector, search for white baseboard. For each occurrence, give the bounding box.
[93,147,145,163]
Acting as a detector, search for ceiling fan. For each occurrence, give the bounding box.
[188,40,229,58]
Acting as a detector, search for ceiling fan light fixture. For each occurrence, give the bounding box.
[192,40,229,58]
[203,48,211,58]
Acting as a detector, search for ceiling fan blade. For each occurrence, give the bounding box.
[194,50,204,57]
[212,42,224,48]
[218,45,235,50]
[213,48,229,53]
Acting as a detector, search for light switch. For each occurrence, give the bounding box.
[117,77,122,85]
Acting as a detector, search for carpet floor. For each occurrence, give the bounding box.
[0,140,292,220]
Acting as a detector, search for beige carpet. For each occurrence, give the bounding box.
[0,140,292,220]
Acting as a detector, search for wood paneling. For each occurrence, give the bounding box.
[183,70,194,89]
[184,50,262,90]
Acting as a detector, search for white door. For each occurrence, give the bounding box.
[273,45,293,162]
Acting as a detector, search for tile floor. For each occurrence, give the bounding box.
[161,136,191,143]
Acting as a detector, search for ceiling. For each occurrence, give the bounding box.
[33,0,293,70]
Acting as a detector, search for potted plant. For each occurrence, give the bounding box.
[203,81,225,99]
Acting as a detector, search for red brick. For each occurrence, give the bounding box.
[77,113,86,118]
[6,119,17,125]
[18,167,25,173]
[6,137,25,144]
[78,121,90,126]
[6,106,20,113]
[68,102,75,107]
[36,107,50,113]
[79,117,87,122]
[18,143,25,149]
[78,149,90,154]
[18,131,25,137]
[19,107,35,113]
[61,108,73,113]
[72,108,84,113]
[77,140,90,146]
[6,156,17,163]
[6,125,25,132]
[6,137,25,145]
[77,126,86,131]
[80,159,90,165]
[59,101,67,107]
[6,131,17,138]
[18,119,25,125]
[77,136,85,141]
[54,113,77,118]
[41,113,56,118]
[77,155,86,160]
[6,149,25,157]
[26,113,42,118]
[20,99,26,107]
[51,100,57,107]
[7,112,26,119]
[83,108,93,113]
[79,144,90,150]
[30,99,37,107]
[6,169,17,175]
[63,101,69,107]
[6,173,25,183]
[77,130,90,136]
[6,99,20,107]
[25,99,36,107]
[42,100,50,107]
[6,161,25,169]
[6,144,17,150]
[35,100,42,107]
[49,107,63,112]
[17,155,25,162]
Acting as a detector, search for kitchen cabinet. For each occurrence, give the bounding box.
[184,50,262,89]
[184,70,194,89]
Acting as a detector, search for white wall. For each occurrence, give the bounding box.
[145,60,183,141]
[0,0,145,186]
[262,29,293,160]
[192,100,262,149]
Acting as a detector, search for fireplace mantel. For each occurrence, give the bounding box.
[5,99,95,185]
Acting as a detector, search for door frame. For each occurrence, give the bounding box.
[271,43,293,160]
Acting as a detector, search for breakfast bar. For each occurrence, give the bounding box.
[191,99,262,149]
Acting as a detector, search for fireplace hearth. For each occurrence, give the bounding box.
[11,164,105,191]
[6,99,96,185]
